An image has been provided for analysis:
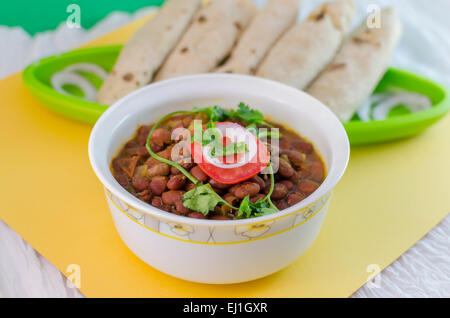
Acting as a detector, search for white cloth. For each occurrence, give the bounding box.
[0,0,449,298]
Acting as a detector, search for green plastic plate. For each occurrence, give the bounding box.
[22,45,450,145]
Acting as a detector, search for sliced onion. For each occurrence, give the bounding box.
[51,63,107,101]
[202,122,258,169]
[64,63,108,80]
[372,93,432,121]
[356,92,432,122]
[356,93,392,122]
[51,71,98,102]
[356,99,372,122]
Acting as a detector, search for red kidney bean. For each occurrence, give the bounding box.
[223,193,239,206]
[137,146,149,157]
[188,212,207,219]
[185,182,196,192]
[298,180,319,194]
[161,205,172,212]
[212,187,224,195]
[149,141,164,153]
[132,175,150,192]
[274,200,289,210]
[145,156,159,168]
[124,147,140,157]
[151,128,171,147]
[285,150,306,168]
[137,189,152,202]
[250,193,266,203]
[115,173,129,187]
[137,125,151,145]
[175,200,190,215]
[171,166,182,175]
[149,176,167,196]
[287,192,306,206]
[251,175,266,190]
[125,140,139,149]
[279,137,290,150]
[309,161,324,182]
[278,158,295,178]
[156,147,173,160]
[231,182,260,199]
[190,166,209,183]
[289,171,302,184]
[162,190,184,206]
[167,175,186,190]
[209,179,231,190]
[151,196,163,208]
[290,139,313,153]
[279,180,293,191]
[263,178,271,194]
[180,162,195,170]
[271,183,288,200]
[112,158,122,174]
[147,163,170,177]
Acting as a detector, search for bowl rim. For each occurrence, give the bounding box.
[89,74,350,227]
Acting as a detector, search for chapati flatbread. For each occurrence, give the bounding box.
[96,0,201,105]
[256,0,355,89]
[307,7,402,122]
[154,0,257,81]
[216,0,300,75]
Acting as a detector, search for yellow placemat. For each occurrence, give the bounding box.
[0,17,449,298]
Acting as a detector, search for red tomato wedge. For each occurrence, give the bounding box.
[191,122,269,184]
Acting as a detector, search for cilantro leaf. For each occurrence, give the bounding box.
[182,184,230,216]
[193,103,273,128]
[237,196,251,218]
[229,103,273,127]
[210,106,230,122]
[237,163,279,219]
[249,200,278,217]
[237,196,278,219]
[193,106,229,122]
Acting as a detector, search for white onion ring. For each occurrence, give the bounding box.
[51,71,98,102]
[356,99,372,122]
[356,92,432,122]
[372,93,432,121]
[51,63,107,101]
[64,63,108,80]
[202,123,258,169]
[356,93,392,121]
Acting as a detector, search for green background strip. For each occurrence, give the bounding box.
[0,0,164,35]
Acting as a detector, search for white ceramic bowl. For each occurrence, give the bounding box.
[89,74,349,284]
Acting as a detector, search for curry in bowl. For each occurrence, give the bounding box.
[111,103,325,220]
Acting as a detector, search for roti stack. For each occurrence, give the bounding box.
[307,7,403,122]
[96,0,201,105]
[216,0,300,75]
[256,0,355,90]
[154,0,257,81]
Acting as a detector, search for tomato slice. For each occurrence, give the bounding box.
[191,122,269,184]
